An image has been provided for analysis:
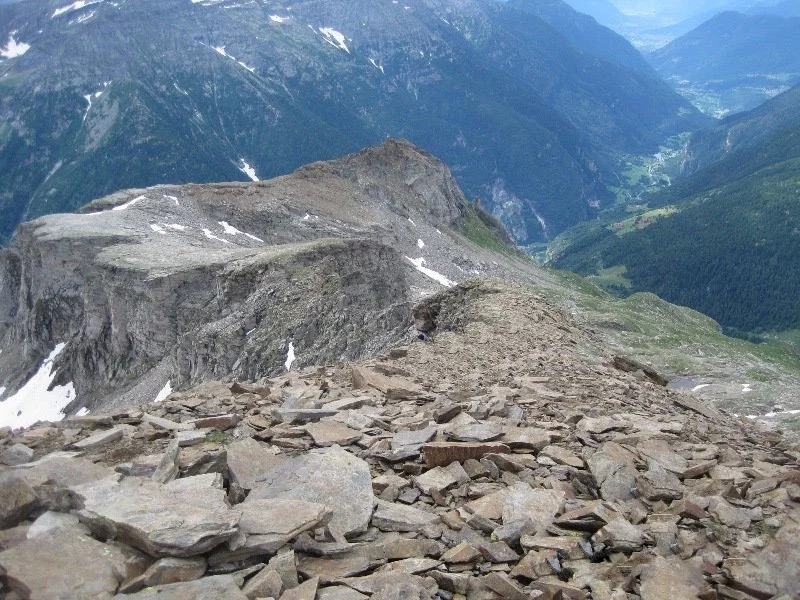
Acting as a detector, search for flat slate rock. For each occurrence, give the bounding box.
[0,474,38,528]
[114,574,247,599]
[72,475,240,557]
[372,499,439,532]
[502,483,565,527]
[226,437,286,492]
[0,528,128,599]
[421,442,511,467]
[247,446,374,537]
[306,421,363,446]
[238,498,330,553]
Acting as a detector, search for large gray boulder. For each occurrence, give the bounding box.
[71,475,240,557]
[246,445,374,537]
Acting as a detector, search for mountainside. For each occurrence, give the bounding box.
[0,278,798,599]
[3,139,800,430]
[683,83,800,173]
[548,111,800,335]
[0,0,707,246]
[561,0,627,28]
[648,11,800,116]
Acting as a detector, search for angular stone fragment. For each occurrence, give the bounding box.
[501,428,551,451]
[247,446,374,537]
[502,483,565,527]
[378,557,441,574]
[588,442,639,502]
[142,413,194,431]
[27,511,85,539]
[299,555,373,583]
[0,475,38,528]
[0,529,128,599]
[279,576,319,600]
[0,443,34,466]
[576,416,622,434]
[189,414,240,430]
[414,466,458,494]
[445,423,504,442]
[175,430,209,447]
[317,586,369,600]
[639,556,705,600]
[709,497,751,530]
[340,572,435,596]
[239,498,330,553]
[226,437,286,492]
[242,567,284,600]
[120,557,207,593]
[72,475,240,557]
[392,427,438,452]
[540,445,584,468]
[421,441,511,467]
[306,421,363,446]
[593,518,643,553]
[638,461,684,501]
[152,440,180,484]
[275,408,339,424]
[636,439,688,475]
[114,574,247,599]
[72,426,125,450]
[483,572,528,600]
[372,499,439,532]
[441,541,482,564]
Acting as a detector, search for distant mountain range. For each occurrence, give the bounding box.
[548,84,800,335]
[0,0,707,246]
[648,11,800,116]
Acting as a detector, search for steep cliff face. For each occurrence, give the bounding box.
[0,140,549,415]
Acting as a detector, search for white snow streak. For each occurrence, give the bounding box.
[165,223,187,231]
[239,159,259,181]
[691,384,710,392]
[285,342,296,371]
[368,58,385,74]
[202,228,231,244]
[0,31,30,59]
[52,0,103,18]
[0,387,5,397]
[211,45,255,72]
[405,256,455,287]
[163,194,179,205]
[150,224,166,235]
[408,217,416,226]
[417,239,425,249]
[0,344,76,429]
[219,221,264,243]
[270,15,289,23]
[112,195,146,211]
[75,407,90,416]
[319,27,350,53]
[154,381,172,403]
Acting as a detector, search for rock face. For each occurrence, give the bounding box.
[0,279,798,599]
[0,140,554,418]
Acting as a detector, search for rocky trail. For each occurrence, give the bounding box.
[1,280,798,599]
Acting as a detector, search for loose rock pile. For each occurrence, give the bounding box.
[1,280,798,599]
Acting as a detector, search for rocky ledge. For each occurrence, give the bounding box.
[0,280,798,599]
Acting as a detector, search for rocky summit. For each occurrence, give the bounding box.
[1,278,798,599]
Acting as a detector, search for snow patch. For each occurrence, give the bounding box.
[210,45,255,72]
[270,15,289,23]
[202,228,231,244]
[285,341,296,371]
[75,407,90,416]
[163,194,179,205]
[150,224,166,235]
[417,239,425,249]
[52,0,104,18]
[0,386,5,397]
[319,27,350,53]
[165,224,187,231]
[154,381,172,403]
[405,256,455,287]
[368,58,384,74]
[408,217,416,226]
[742,383,753,394]
[112,195,146,211]
[691,384,710,392]
[219,221,264,243]
[0,344,76,429]
[0,31,31,59]
[239,159,259,181]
